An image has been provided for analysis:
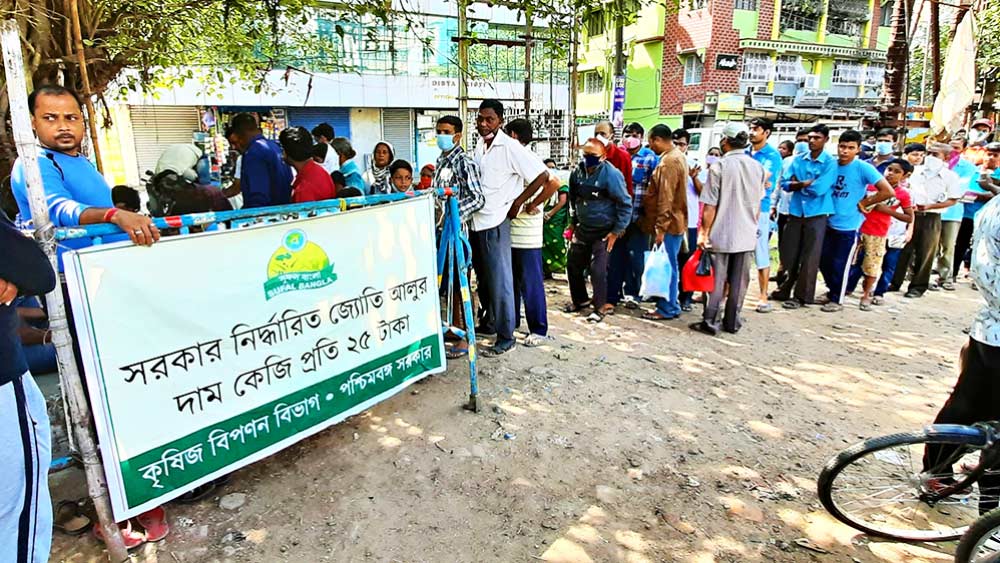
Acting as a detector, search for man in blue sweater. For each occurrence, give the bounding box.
[227,113,293,208]
[11,85,159,253]
[0,214,56,563]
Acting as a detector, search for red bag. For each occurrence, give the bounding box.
[682,248,715,293]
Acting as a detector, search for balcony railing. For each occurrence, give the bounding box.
[780,11,820,32]
[826,17,863,36]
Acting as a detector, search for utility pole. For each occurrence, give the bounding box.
[0,19,128,563]
[929,0,941,98]
[69,0,103,172]
[524,6,533,115]
[457,0,468,135]
[568,13,579,155]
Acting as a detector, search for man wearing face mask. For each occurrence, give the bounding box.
[431,115,485,359]
[472,100,559,356]
[607,122,658,310]
[963,119,994,166]
[935,137,981,290]
[903,142,965,298]
[866,128,898,174]
[594,121,634,197]
[566,138,632,322]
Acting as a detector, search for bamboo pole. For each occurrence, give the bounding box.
[0,19,128,563]
[68,0,103,173]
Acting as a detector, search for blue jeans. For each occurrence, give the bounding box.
[23,345,57,375]
[512,248,548,336]
[471,220,516,348]
[0,374,52,563]
[875,247,902,297]
[820,227,859,304]
[654,234,684,318]
[607,223,649,304]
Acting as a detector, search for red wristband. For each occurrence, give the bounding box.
[103,208,119,223]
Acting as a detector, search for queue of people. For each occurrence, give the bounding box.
[3,82,1000,562]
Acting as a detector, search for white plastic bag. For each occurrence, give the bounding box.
[639,243,672,300]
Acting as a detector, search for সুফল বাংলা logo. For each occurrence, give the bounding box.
[263,229,338,300]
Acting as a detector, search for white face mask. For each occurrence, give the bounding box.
[969,129,989,144]
[924,155,944,173]
[596,133,612,147]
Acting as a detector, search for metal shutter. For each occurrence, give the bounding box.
[286,108,352,141]
[381,109,415,164]
[129,106,202,180]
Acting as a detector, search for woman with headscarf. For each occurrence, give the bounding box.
[329,137,369,195]
[363,141,394,190]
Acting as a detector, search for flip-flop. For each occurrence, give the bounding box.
[585,312,604,323]
[136,506,169,542]
[53,500,92,536]
[641,311,676,321]
[446,344,469,359]
[599,304,616,316]
[93,519,147,550]
[562,302,591,313]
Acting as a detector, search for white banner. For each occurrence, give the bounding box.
[65,196,445,519]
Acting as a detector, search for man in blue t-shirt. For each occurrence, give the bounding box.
[747,117,784,313]
[228,112,293,209]
[772,124,837,308]
[11,85,160,258]
[936,137,982,289]
[818,130,893,312]
[954,143,1000,280]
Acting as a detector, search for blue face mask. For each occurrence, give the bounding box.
[875,141,894,156]
[436,134,456,152]
[794,141,809,155]
[583,154,601,169]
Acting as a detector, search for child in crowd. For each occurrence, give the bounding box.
[845,159,915,309]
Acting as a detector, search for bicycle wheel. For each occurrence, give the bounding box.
[818,427,1000,542]
[956,508,1000,562]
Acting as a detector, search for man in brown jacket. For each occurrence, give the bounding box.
[639,124,689,320]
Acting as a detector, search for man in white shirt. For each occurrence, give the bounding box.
[471,99,560,356]
[904,142,965,298]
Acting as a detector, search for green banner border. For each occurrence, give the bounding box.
[121,334,442,508]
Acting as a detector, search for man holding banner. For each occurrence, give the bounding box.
[10,85,160,250]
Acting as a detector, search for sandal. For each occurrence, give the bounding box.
[136,506,169,542]
[755,302,773,313]
[585,312,604,323]
[93,519,147,550]
[523,333,550,347]
[446,344,469,359]
[175,475,231,504]
[599,304,616,316]
[641,311,677,321]
[53,500,92,536]
[859,298,873,312]
[872,296,885,305]
[562,301,591,314]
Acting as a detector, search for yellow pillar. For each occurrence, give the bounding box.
[772,0,783,40]
[817,0,830,42]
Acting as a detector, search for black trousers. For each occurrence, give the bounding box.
[775,215,827,304]
[906,213,942,295]
[925,338,1000,514]
[954,217,976,278]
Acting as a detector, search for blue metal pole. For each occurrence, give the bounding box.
[447,196,478,412]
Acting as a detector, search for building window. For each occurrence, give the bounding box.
[689,0,707,9]
[740,52,774,82]
[683,55,704,85]
[780,10,820,31]
[585,10,604,36]
[581,71,603,94]
[880,0,894,26]
[826,17,862,36]
[832,59,864,85]
[774,55,804,83]
[734,0,757,9]
[864,62,886,86]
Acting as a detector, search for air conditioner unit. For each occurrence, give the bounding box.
[803,74,821,89]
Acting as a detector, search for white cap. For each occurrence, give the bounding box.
[720,122,749,140]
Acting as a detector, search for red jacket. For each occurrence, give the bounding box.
[606,144,634,196]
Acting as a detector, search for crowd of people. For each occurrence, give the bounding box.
[2,82,1000,561]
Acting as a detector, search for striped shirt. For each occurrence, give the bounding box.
[433,146,485,223]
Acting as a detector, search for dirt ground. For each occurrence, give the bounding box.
[50,276,983,563]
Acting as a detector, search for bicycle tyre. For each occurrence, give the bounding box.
[956,507,1000,562]
[818,428,989,542]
